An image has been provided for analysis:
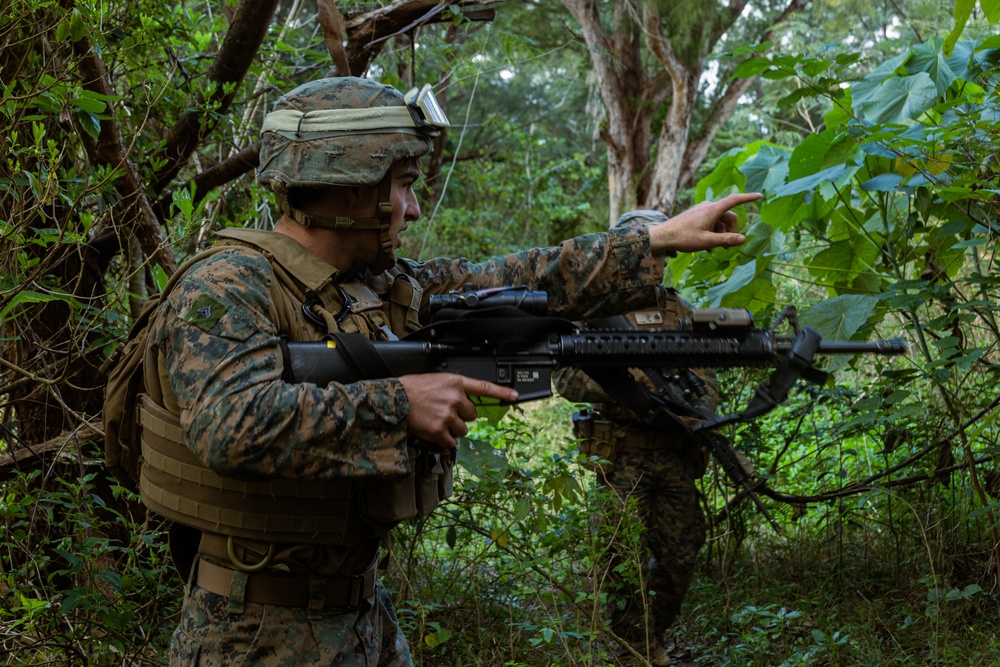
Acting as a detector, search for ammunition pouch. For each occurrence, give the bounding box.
[139,395,358,544]
[572,409,691,475]
[139,394,454,546]
[360,445,455,527]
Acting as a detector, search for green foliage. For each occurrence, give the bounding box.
[945,0,1000,55]
[406,5,609,260]
[385,401,649,665]
[5,1,1000,665]
[689,34,1000,406]
[0,470,179,665]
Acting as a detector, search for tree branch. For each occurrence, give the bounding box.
[682,0,808,190]
[562,0,621,127]
[343,0,502,76]
[147,0,280,196]
[154,142,261,222]
[71,36,177,273]
[641,3,683,85]
[710,0,751,47]
[318,0,352,76]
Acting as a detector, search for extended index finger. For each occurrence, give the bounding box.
[462,377,519,403]
[713,192,762,211]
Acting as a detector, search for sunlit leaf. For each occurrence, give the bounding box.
[854,73,939,124]
[703,261,757,308]
[799,295,881,340]
[739,144,790,195]
[860,173,905,192]
[908,38,957,94]
[775,164,850,198]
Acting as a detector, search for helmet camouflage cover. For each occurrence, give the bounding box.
[256,77,439,193]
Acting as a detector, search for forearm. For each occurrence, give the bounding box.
[406,226,661,319]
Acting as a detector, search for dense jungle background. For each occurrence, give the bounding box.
[2,0,1000,665]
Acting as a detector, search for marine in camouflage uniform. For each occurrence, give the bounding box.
[553,210,719,667]
[138,78,753,666]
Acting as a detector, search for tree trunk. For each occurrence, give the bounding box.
[563,0,807,222]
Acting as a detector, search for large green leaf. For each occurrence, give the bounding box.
[0,290,70,320]
[739,144,790,195]
[946,39,976,80]
[860,173,905,192]
[774,164,850,198]
[457,437,508,478]
[698,140,776,200]
[703,261,757,308]
[786,126,861,179]
[854,73,939,124]
[944,0,977,56]
[739,220,783,261]
[720,272,776,313]
[908,38,957,94]
[809,237,882,292]
[760,188,834,233]
[799,294,881,341]
[696,146,749,200]
[985,0,1000,22]
[850,53,909,112]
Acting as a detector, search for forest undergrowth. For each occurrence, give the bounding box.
[2,395,998,666]
[388,396,1000,667]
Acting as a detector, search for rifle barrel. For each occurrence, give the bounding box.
[775,337,909,355]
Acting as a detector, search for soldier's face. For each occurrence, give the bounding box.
[348,160,422,272]
[653,254,666,278]
[386,159,422,251]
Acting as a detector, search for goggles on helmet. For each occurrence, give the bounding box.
[261,83,450,138]
[404,84,450,131]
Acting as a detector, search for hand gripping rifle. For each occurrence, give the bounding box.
[281,286,908,524]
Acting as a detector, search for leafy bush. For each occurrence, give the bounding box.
[0,469,179,665]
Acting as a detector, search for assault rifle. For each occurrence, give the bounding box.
[283,285,905,401]
[281,286,907,527]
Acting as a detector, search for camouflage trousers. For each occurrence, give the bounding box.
[593,445,707,652]
[168,568,412,666]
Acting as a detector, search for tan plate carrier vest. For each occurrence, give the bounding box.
[137,228,453,545]
[574,288,713,475]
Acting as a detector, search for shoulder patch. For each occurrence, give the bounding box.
[184,294,227,331]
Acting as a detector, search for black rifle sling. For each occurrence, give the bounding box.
[328,332,442,454]
[697,326,828,432]
[327,332,394,380]
[579,366,694,430]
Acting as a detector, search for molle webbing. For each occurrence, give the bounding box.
[574,415,688,453]
[387,273,422,333]
[138,395,354,544]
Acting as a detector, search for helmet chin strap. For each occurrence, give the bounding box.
[275,175,396,271]
[370,175,396,272]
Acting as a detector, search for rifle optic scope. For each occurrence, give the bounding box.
[429,286,548,317]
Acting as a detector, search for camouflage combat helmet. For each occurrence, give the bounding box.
[257,76,449,267]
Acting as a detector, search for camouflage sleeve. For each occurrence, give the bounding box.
[155,249,411,482]
[399,225,661,318]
